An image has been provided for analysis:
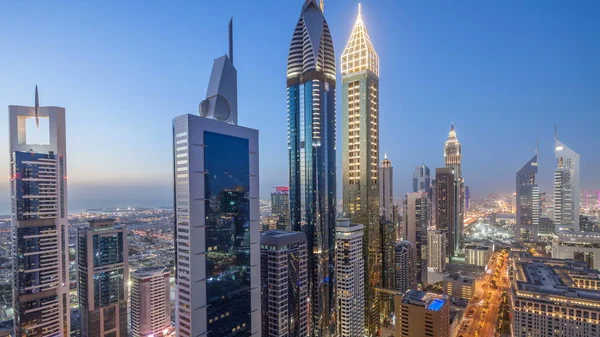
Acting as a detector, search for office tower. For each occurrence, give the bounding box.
[78,219,128,337]
[130,266,172,337]
[287,1,336,335]
[173,20,260,337]
[427,230,447,272]
[443,274,475,300]
[511,254,600,337]
[403,192,429,285]
[395,290,450,337]
[511,192,517,214]
[515,147,540,242]
[539,217,554,235]
[271,187,290,231]
[435,167,456,259]
[412,164,431,193]
[9,88,70,336]
[551,231,600,270]
[395,241,417,293]
[379,155,394,221]
[335,219,365,337]
[260,231,308,337]
[464,245,492,267]
[340,4,380,335]
[554,127,580,231]
[443,124,464,253]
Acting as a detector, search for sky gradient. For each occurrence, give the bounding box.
[1,0,599,213]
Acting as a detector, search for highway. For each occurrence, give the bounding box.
[457,250,509,337]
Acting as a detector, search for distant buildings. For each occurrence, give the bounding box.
[412,164,431,193]
[270,187,290,231]
[511,253,600,337]
[443,274,475,300]
[554,127,580,231]
[539,217,555,235]
[335,219,365,337]
[435,167,456,259]
[395,241,417,293]
[428,230,447,272]
[551,231,600,270]
[395,290,450,337]
[173,20,260,337]
[130,266,172,337]
[340,4,381,335]
[464,245,492,267]
[287,2,337,334]
[78,219,128,337]
[515,147,539,242]
[260,231,308,337]
[403,192,429,285]
[9,89,71,336]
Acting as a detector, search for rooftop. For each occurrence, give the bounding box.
[402,289,449,310]
[261,230,306,246]
[131,266,169,278]
[464,245,490,251]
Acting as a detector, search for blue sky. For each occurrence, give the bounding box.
[0,0,599,213]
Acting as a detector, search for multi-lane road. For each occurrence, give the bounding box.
[457,250,509,337]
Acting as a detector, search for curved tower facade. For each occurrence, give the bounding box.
[341,4,381,335]
[516,148,540,242]
[287,1,336,336]
[554,128,580,231]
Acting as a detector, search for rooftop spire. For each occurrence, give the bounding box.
[320,0,324,11]
[384,152,387,160]
[229,17,233,64]
[450,122,454,131]
[34,85,39,128]
[341,3,379,76]
[536,138,539,157]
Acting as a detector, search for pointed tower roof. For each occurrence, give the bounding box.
[448,122,457,140]
[341,3,379,76]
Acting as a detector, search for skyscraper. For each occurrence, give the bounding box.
[287,1,336,335]
[412,164,431,193]
[130,266,172,337]
[260,231,308,337]
[554,127,580,231]
[78,219,128,337]
[9,88,70,337]
[443,123,464,254]
[341,5,381,335]
[427,230,447,273]
[403,192,429,285]
[173,20,260,337]
[395,241,417,293]
[379,155,394,221]
[515,147,540,242]
[271,187,290,231]
[435,167,456,259]
[335,219,365,337]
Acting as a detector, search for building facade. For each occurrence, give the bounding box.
[287,2,337,335]
[395,241,417,293]
[412,164,431,193]
[427,230,447,272]
[9,90,70,337]
[443,124,463,255]
[551,231,600,270]
[340,5,381,335]
[443,274,475,300]
[380,155,394,222]
[271,187,290,231]
[435,167,456,260]
[403,192,429,285]
[173,21,260,337]
[130,266,171,337]
[554,128,580,231]
[335,219,365,337]
[464,245,492,267]
[395,290,450,337]
[516,149,540,242]
[78,219,128,337]
[260,231,308,337]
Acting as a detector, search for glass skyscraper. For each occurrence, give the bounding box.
[413,164,431,193]
[554,127,580,231]
[516,148,540,242]
[286,1,336,336]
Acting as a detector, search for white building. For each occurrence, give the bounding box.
[9,88,70,336]
[554,127,580,231]
[428,230,447,272]
[443,274,475,300]
[173,19,260,337]
[551,231,600,270]
[464,245,492,267]
[260,231,308,337]
[335,219,365,337]
[131,266,172,337]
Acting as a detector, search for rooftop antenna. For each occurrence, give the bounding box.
[554,124,558,142]
[34,85,40,128]
[228,18,233,64]
[536,138,539,157]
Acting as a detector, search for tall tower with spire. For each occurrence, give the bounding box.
[554,126,580,231]
[341,4,381,336]
[286,1,336,336]
[444,123,462,178]
[443,123,464,257]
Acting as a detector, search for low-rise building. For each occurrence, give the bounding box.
[464,245,492,267]
[443,273,475,300]
[395,290,450,337]
[551,231,600,270]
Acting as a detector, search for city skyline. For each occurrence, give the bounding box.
[1,0,600,213]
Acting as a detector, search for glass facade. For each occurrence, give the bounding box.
[203,131,251,337]
[12,151,58,220]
